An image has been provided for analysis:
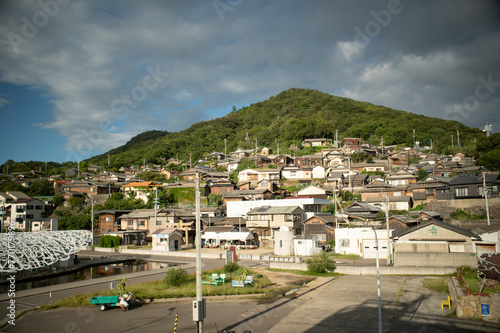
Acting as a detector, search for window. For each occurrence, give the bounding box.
[128,220,133,226]
[26,214,33,219]
[280,240,283,248]
[290,171,296,177]
[139,220,145,226]
[340,239,350,247]
[105,217,111,222]
[27,205,34,209]
[455,187,468,197]
[35,205,43,210]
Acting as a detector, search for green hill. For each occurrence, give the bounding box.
[88,88,490,168]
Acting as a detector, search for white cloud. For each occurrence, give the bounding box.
[0,0,499,163]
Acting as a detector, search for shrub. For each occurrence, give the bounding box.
[306,252,336,273]
[223,262,239,273]
[165,267,189,286]
[99,235,121,248]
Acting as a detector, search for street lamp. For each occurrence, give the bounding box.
[335,213,383,333]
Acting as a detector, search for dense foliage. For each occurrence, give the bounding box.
[164,267,190,286]
[99,235,121,248]
[2,89,499,173]
[306,251,336,273]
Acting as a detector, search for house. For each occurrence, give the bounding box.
[360,183,409,202]
[122,181,161,203]
[472,224,500,254]
[297,185,326,199]
[8,198,48,230]
[205,178,236,196]
[311,165,325,179]
[246,206,305,246]
[366,195,414,211]
[261,147,272,156]
[280,165,312,180]
[385,170,418,186]
[301,214,337,244]
[294,154,324,167]
[31,217,59,231]
[391,219,481,268]
[446,173,500,200]
[226,197,332,218]
[380,215,419,236]
[344,202,381,221]
[222,189,272,202]
[160,168,180,179]
[95,209,132,234]
[272,155,294,167]
[343,138,361,148]
[179,167,210,181]
[230,148,255,159]
[237,168,280,184]
[152,228,184,251]
[302,138,332,147]
[335,227,391,258]
[410,175,451,203]
[388,151,408,167]
[418,210,442,221]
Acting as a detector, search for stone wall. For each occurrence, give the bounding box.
[449,277,500,321]
[429,198,500,220]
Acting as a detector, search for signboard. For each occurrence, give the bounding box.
[428,226,438,236]
[481,304,490,317]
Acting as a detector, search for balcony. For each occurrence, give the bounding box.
[246,219,270,228]
[16,208,25,213]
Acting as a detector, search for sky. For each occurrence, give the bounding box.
[0,0,499,165]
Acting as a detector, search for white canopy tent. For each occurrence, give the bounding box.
[202,231,254,245]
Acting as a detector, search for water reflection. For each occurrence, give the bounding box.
[0,261,172,293]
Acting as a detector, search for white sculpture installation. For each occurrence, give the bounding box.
[0,230,92,272]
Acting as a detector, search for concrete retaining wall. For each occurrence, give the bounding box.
[270,262,308,271]
[118,248,224,259]
[394,252,477,268]
[94,247,116,253]
[449,277,500,321]
[269,262,456,275]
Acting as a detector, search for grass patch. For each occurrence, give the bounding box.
[423,277,450,293]
[457,266,500,295]
[328,253,359,260]
[39,267,275,310]
[266,268,342,278]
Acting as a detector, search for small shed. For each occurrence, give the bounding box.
[294,234,320,256]
[152,228,184,251]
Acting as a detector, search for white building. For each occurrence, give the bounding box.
[312,165,325,179]
[335,227,392,259]
[9,198,47,230]
[226,198,331,218]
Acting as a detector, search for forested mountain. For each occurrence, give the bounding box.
[87,88,495,169]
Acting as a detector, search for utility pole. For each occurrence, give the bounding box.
[335,130,338,149]
[348,157,352,193]
[91,196,94,246]
[451,135,454,147]
[224,138,227,156]
[255,138,258,168]
[483,171,491,226]
[194,172,205,331]
[385,194,391,264]
[457,129,461,150]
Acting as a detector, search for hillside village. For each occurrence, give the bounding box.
[1,137,499,268]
